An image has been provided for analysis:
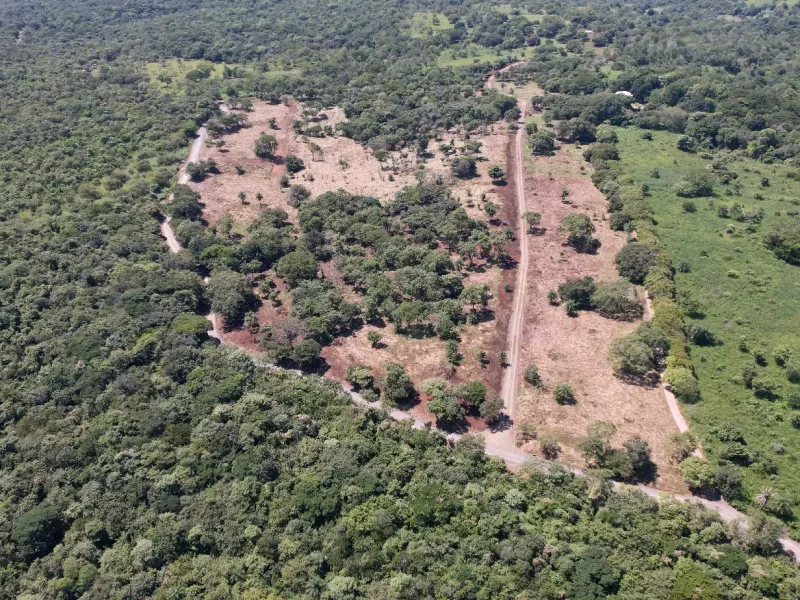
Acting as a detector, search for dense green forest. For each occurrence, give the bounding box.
[2,0,800,597]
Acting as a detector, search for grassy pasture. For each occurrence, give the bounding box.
[407,11,453,38]
[437,44,535,67]
[614,127,800,526]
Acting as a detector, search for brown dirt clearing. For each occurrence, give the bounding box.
[514,139,686,492]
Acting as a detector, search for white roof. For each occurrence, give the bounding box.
[615,90,634,97]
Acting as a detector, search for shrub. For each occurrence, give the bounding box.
[774,346,793,367]
[346,365,374,390]
[558,276,596,310]
[764,219,800,265]
[670,431,698,462]
[488,165,505,181]
[615,242,658,284]
[752,378,778,400]
[665,367,700,403]
[451,156,477,178]
[254,132,277,159]
[285,154,305,173]
[275,250,319,287]
[366,331,382,348]
[609,335,655,378]
[591,279,642,320]
[673,170,714,197]
[458,381,487,407]
[518,422,538,443]
[479,397,505,422]
[524,364,542,386]
[558,213,599,253]
[553,383,576,405]
[787,363,800,384]
[529,130,556,156]
[540,435,561,459]
[288,184,311,207]
[686,323,715,346]
[207,270,258,324]
[381,363,415,406]
[682,200,696,213]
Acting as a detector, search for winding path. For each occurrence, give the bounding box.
[160,93,800,563]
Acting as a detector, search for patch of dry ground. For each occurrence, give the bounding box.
[196,99,514,421]
[514,138,686,492]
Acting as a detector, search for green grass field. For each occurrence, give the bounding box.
[614,127,800,526]
[437,44,535,67]
[145,59,227,93]
[407,11,453,38]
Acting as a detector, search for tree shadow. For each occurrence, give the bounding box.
[436,416,470,434]
[614,371,661,389]
[488,413,513,433]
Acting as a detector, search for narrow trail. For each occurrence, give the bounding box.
[159,92,800,564]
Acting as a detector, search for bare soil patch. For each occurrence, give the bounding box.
[514,141,686,492]
[192,101,300,229]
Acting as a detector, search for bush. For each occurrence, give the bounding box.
[609,335,655,378]
[553,383,576,405]
[285,154,305,173]
[615,242,658,284]
[764,218,800,265]
[207,270,258,324]
[752,378,778,400]
[288,184,311,207]
[665,367,700,403]
[558,276,596,310]
[381,363,415,406]
[788,390,800,410]
[673,170,714,197]
[540,434,561,459]
[524,364,542,386]
[254,132,277,159]
[451,156,477,178]
[479,396,505,422]
[686,323,715,346]
[558,213,599,253]
[275,250,319,287]
[529,130,556,156]
[346,365,374,390]
[591,279,642,320]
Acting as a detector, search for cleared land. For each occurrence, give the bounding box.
[193,99,517,420]
[513,126,685,491]
[614,127,800,520]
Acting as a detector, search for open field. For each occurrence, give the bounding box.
[614,127,800,521]
[407,11,453,37]
[513,129,686,491]
[437,44,535,67]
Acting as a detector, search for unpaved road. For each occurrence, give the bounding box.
[160,92,800,564]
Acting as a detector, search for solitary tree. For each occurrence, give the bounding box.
[488,165,505,181]
[523,211,542,233]
[254,132,277,159]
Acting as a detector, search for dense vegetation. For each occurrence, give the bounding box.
[2,0,800,595]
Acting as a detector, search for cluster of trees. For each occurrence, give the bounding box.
[296,184,507,338]
[558,276,643,321]
[421,378,503,426]
[579,421,656,483]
